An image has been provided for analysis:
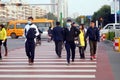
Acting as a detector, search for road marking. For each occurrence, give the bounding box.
[0,75,95,78]
[0,69,96,72]
[0,61,97,64]
[0,65,97,68]
[3,58,96,61]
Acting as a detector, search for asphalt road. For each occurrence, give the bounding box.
[102,41,120,80]
[7,38,25,51]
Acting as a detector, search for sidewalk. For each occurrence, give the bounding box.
[0,41,115,80]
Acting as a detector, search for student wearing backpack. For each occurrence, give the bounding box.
[24,17,39,65]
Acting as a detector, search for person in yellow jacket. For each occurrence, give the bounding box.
[0,24,8,60]
[78,24,86,59]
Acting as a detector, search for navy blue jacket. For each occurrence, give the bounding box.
[86,27,100,41]
[52,26,64,41]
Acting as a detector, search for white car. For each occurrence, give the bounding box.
[100,23,120,36]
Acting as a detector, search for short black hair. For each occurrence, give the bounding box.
[28,17,33,20]
[56,22,60,25]
[0,24,4,28]
[67,19,72,22]
[90,20,95,23]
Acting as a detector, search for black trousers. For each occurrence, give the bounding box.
[89,40,97,56]
[54,41,63,57]
[65,42,76,63]
[0,39,8,58]
[79,46,85,58]
[25,40,35,62]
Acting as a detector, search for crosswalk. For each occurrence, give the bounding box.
[0,42,97,80]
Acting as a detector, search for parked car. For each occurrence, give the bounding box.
[100,23,120,36]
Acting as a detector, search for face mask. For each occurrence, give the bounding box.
[66,23,71,27]
[27,21,32,24]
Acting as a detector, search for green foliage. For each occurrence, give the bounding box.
[107,32,115,41]
[92,5,112,26]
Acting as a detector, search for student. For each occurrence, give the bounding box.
[63,20,80,65]
[24,17,39,65]
[0,24,7,60]
[86,21,100,60]
[52,22,64,58]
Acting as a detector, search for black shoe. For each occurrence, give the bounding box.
[0,55,2,60]
[72,59,74,62]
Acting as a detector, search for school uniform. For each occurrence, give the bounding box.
[24,23,39,63]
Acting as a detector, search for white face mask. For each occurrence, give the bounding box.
[27,21,32,24]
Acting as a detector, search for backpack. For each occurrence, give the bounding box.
[26,28,36,40]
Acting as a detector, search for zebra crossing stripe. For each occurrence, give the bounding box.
[0,75,95,78]
[0,61,97,64]
[0,65,97,68]
[0,69,96,72]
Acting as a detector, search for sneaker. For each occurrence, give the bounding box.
[67,62,70,65]
[93,55,96,59]
[90,56,93,60]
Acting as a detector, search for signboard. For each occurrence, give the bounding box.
[111,0,119,14]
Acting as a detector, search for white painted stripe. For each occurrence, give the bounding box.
[0,65,97,68]
[0,69,96,72]
[0,75,95,78]
[0,61,97,64]
[3,58,96,61]
[3,56,92,58]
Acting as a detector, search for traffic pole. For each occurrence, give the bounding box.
[115,0,117,23]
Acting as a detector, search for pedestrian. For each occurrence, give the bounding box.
[36,28,43,45]
[24,17,39,65]
[52,22,64,58]
[47,26,53,42]
[0,24,8,60]
[85,20,100,60]
[78,24,86,59]
[63,20,80,65]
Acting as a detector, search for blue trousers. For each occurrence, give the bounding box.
[65,42,76,63]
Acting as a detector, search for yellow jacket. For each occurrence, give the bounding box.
[0,28,7,40]
[79,30,85,47]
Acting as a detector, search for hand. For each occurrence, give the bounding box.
[2,40,5,43]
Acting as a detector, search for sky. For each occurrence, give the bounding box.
[25,0,112,16]
[3,0,113,17]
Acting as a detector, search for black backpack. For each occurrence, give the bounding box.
[26,28,36,40]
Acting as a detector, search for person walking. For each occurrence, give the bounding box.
[86,21,100,60]
[0,24,8,60]
[47,26,53,42]
[78,24,86,59]
[52,22,64,58]
[63,20,80,65]
[24,17,39,65]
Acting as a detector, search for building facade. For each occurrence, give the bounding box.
[0,0,47,22]
[51,0,68,19]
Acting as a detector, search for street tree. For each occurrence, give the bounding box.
[92,5,114,27]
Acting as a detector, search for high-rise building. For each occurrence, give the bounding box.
[51,0,58,15]
[51,0,68,18]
